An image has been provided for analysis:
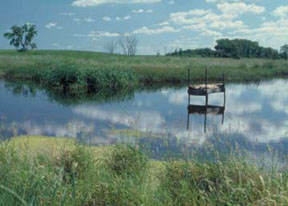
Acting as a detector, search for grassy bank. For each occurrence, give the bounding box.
[1,136,288,206]
[1,50,288,90]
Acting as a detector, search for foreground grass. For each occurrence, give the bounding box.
[1,50,288,90]
[1,136,288,205]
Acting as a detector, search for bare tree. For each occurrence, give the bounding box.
[118,34,138,56]
[103,38,118,54]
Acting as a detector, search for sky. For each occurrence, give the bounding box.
[0,0,288,54]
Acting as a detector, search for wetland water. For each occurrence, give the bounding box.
[1,79,288,158]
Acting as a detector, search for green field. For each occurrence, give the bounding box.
[1,50,288,91]
[0,136,287,206]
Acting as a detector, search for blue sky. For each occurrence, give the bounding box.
[0,0,288,54]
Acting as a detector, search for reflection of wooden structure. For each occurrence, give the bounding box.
[187,104,225,132]
[187,69,226,132]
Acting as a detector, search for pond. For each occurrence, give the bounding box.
[1,79,288,159]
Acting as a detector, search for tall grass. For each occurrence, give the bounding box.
[1,50,288,91]
[1,136,288,206]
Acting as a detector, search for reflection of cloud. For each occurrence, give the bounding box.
[73,105,207,145]
[18,121,95,137]
[73,106,164,131]
[228,102,262,115]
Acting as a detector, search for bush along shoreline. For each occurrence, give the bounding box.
[32,60,138,92]
[1,136,288,206]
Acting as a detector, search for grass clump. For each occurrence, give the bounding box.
[84,65,137,91]
[1,136,288,205]
[107,145,148,177]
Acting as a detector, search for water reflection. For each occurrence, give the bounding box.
[0,79,288,159]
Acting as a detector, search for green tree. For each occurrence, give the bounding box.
[280,44,288,59]
[3,23,37,52]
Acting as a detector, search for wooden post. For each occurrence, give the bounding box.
[188,69,191,105]
[187,111,190,130]
[204,111,207,133]
[205,69,208,92]
[188,69,190,88]
[205,69,208,105]
[222,74,226,125]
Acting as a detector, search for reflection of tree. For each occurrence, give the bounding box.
[3,80,136,106]
[45,87,135,106]
[4,81,38,97]
[3,80,185,106]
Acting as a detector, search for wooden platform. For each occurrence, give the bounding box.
[187,69,226,132]
[188,104,225,115]
[188,83,225,96]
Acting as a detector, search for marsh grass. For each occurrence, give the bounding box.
[1,136,288,205]
[1,50,288,91]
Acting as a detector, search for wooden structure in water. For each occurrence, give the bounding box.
[187,69,226,132]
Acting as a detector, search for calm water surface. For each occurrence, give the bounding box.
[1,79,288,158]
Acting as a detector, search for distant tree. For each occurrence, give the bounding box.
[118,34,138,56]
[280,44,288,59]
[103,38,118,54]
[215,38,280,59]
[156,50,160,57]
[4,23,37,52]
[167,38,283,59]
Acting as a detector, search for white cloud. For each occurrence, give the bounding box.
[102,16,112,21]
[272,6,288,18]
[200,29,222,37]
[133,26,180,35]
[167,37,199,50]
[52,43,60,47]
[158,21,170,26]
[73,18,81,22]
[123,15,131,20]
[230,18,288,48]
[113,16,132,21]
[74,31,121,39]
[72,0,161,7]
[84,17,96,22]
[132,9,153,13]
[217,2,265,18]
[59,12,74,16]
[90,31,121,37]
[45,22,57,29]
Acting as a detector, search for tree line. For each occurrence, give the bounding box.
[167,39,288,59]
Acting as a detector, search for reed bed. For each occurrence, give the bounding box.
[1,136,288,206]
[0,50,288,90]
